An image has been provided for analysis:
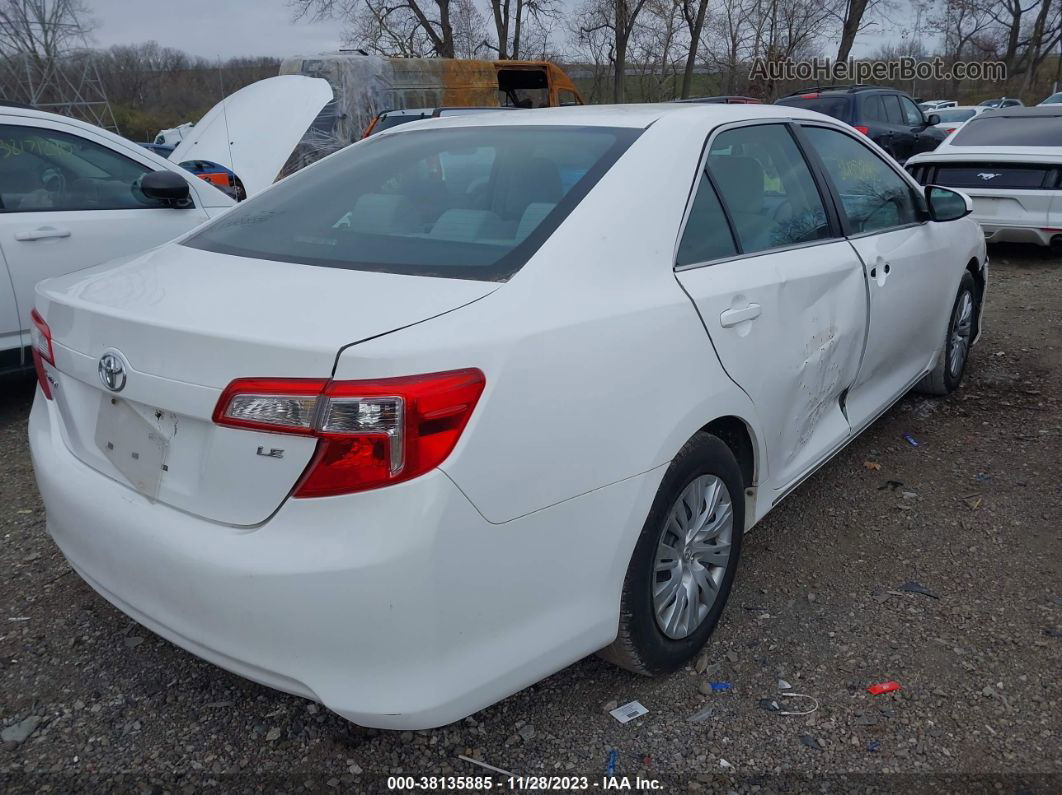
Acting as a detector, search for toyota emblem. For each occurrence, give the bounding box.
[97,349,128,392]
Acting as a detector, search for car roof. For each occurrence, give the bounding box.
[780,84,908,97]
[388,102,830,133]
[978,105,1061,118]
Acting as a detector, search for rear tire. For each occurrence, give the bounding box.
[598,433,744,675]
[916,271,978,396]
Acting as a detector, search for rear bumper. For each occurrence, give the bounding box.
[979,222,1057,247]
[29,392,660,728]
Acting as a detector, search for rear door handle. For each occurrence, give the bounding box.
[15,226,71,241]
[719,303,762,327]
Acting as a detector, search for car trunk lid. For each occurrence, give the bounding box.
[908,158,1060,228]
[35,243,496,526]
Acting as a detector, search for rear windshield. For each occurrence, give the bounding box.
[935,108,976,123]
[184,125,639,281]
[775,96,850,121]
[950,116,1062,146]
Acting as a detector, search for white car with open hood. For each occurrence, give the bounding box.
[169,75,334,198]
[29,104,986,729]
[907,105,1062,249]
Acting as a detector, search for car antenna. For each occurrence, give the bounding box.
[217,57,235,184]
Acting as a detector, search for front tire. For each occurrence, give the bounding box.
[916,270,977,396]
[598,433,744,675]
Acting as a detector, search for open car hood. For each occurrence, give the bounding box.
[170,75,333,197]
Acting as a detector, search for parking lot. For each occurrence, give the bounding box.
[1,247,1059,791]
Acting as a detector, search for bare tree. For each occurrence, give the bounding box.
[486,0,558,58]
[0,0,93,68]
[628,0,685,100]
[576,0,653,101]
[679,0,710,97]
[0,0,117,128]
[452,0,489,57]
[833,0,882,62]
[289,0,456,58]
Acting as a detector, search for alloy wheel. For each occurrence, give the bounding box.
[653,474,734,640]
[948,290,974,379]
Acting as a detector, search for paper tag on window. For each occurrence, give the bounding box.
[609,700,648,724]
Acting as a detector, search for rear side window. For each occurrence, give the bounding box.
[950,115,1062,146]
[863,95,887,123]
[882,95,904,124]
[775,96,850,121]
[184,125,639,281]
[676,173,737,266]
[706,124,831,254]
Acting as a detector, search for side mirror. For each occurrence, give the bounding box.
[141,170,191,206]
[927,114,941,126]
[925,185,972,222]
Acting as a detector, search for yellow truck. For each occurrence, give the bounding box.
[278,54,584,172]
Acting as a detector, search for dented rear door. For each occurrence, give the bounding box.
[675,122,868,491]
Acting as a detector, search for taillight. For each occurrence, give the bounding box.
[29,308,53,400]
[214,369,485,497]
[799,93,819,99]
[853,125,870,136]
[944,127,957,135]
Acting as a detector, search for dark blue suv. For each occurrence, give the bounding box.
[775,85,947,163]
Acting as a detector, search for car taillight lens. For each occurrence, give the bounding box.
[853,125,870,136]
[29,308,53,400]
[213,369,485,497]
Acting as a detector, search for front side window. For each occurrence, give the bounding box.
[0,124,163,212]
[802,126,918,234]
[185,125,639,281]
[706,124,831,254]
[900,97,925,126]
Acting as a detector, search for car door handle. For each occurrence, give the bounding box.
[719,303,762,327]
[15,226,71,241]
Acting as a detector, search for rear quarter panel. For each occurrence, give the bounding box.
[331,115,764,525]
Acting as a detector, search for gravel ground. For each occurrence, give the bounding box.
[1,247,1060,793]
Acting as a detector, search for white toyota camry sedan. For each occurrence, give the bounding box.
[28,104,986,729]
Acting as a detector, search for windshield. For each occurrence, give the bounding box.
[950,116,1062,147]
[184,125,639,281]
[935,109,976,123]
[775,96,850,121]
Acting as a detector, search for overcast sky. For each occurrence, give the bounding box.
[85,0,342,59]
[83,0,906,61]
